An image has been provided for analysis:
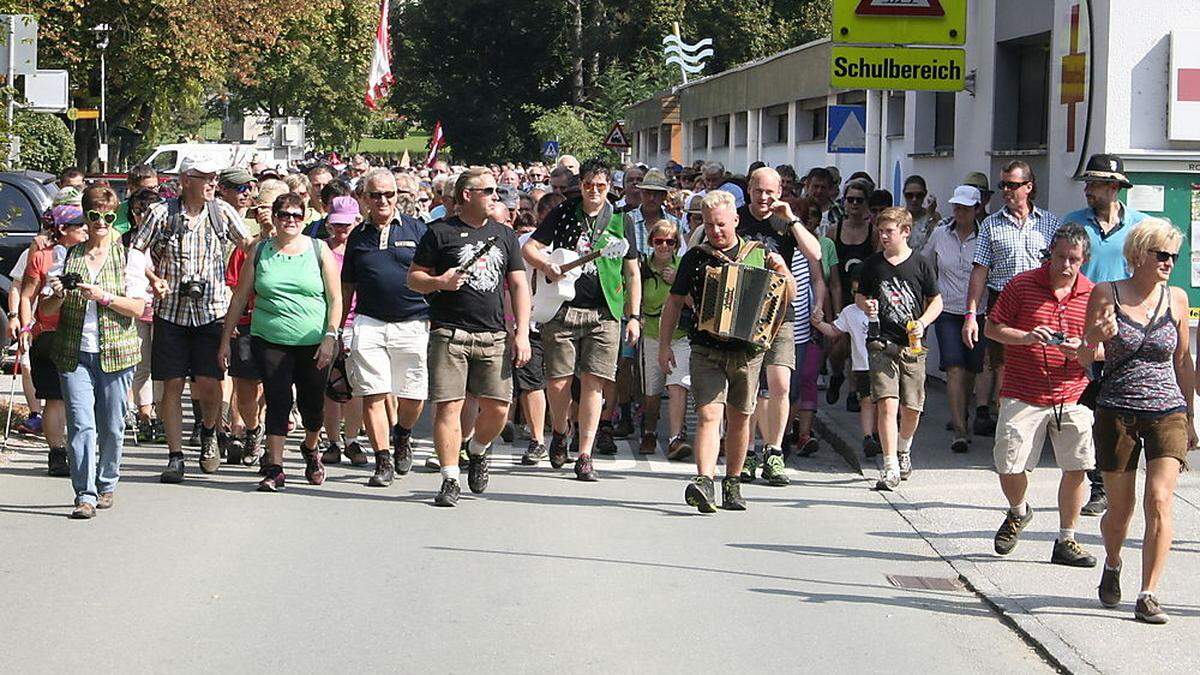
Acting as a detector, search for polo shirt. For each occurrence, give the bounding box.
[1063,202,1147,283]
[989,265,1093,406]
[341,214,430,323]
[973,206,1061,291]
[922,220,979,315]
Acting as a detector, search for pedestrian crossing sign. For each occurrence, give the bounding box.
[828,105,867,154]
[603,122,631,148]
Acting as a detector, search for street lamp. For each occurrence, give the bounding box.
[91,23,110,169]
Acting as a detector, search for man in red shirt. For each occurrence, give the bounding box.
[985,223,1097,568]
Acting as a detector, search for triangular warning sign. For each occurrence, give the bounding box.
[830,112,866,152]
[855,0,945,17]
[603,122,631,148]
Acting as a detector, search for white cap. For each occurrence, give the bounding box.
[947,184,981,207]
[179,155,222,176]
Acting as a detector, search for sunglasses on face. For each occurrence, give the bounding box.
[651,238,677,246]
[999,180,1030,191]
[904,191,926,200]
[275,211,305,221]
[86,209,117,225]
[1150,249,1179,264]
[582,183,608,192]
[467,186,498,196]
[417,196,432,204]
[844,196,866,205]
[367,191,396,200]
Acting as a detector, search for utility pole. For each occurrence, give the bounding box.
[92,23,110,171]
[5,16,18,166]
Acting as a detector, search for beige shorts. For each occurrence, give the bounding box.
[540,306,620,381]
[993,397,1095,474]
[689,344,763,415]
[348,315,428,399]
[868,345,927,411]
[642,337,691,396]
[427,326,512,403]
[764,320,795,370]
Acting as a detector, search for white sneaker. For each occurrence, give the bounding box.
[898,451,912,480]
[875,468,901,491]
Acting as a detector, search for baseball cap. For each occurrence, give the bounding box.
[179,155,222,176]
[962,171,990,193]
[218,167,254,186]
[326,196,361,225]
[947,185,982,207]
[51,204,85,227]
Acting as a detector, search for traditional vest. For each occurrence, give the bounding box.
[53,242,141,373]
[589,202,628,321]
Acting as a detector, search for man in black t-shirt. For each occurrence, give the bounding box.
[855,207,942,491]
[737,167,824,485]
[658,191,796,513]
[409,168,532,507]
[523,160,641,482]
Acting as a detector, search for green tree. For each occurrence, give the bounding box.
[9,109,75,173]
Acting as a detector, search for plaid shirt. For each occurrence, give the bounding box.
[624,205,682,257]
[132,198,247,326]
[972,205,1060,291]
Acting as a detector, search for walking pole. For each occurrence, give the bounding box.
[2,332,26,453]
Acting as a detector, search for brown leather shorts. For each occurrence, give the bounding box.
[1094,408,1190,472]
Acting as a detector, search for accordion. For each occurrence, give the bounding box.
[697,262,788,350]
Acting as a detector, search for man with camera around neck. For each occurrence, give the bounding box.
[132,156,250,483]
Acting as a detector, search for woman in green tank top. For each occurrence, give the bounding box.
[219,193,343,492]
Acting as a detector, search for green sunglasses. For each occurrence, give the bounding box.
[86,209,118,226]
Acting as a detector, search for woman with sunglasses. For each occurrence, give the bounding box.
[1082,218,1196,624]
[638,218,692,460]
[902,175,941,253]
[41,186,150,519]
[827,179,876,408]
[219,194,343,492]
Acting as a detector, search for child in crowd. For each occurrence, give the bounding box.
[811,267,878,458]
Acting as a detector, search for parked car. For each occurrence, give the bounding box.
[0,170,58,344]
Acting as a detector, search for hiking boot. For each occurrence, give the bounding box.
[302,445,325,486]
[594,424,617,455]
[739,448,761,483]
[434,477,461,506]
[951,437,970,454]
[826,372,844,404]
[1099,564,1121,608]
[721,477,746,511]
[199,428,220,474]
[344,440,369,466]
[321,441,343,465]
[1081,486,1107,517]
[898,451,912,480]
[394,433,413,475]
[638,432,658,455]
[160,454,185,483]
[47,447,70,477]
[761,447,789,486]
[863,435,881,458]
[684,476,717,514]
[240,427,263,467]
[69,502,96,520]
[258,465,285,492]
[367,451,394,487]
[993,508,1033,555]
[548,431,569,469]
[467,451,489,494]
[973,407,996,436]
[613,415,635,439]
[1051,538,1097,568]
[96,492,114,510]
[797,435,819,457]
[666,434,692,461]
[875,468,901,491]
[574,454,598,482]
[520,440,546,466]
[225,435,245,465]
[1135,595,1169,624]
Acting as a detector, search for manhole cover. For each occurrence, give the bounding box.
[886,574,966,592]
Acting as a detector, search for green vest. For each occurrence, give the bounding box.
[590,204,628,321]
[53,243,141,373]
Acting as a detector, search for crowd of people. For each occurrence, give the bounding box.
[4,149,1193,624]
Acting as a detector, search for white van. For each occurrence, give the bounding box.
[139,143,279,174]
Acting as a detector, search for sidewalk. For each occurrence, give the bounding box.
[814,379,1200,675]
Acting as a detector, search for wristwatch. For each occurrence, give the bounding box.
[627,314,642,322]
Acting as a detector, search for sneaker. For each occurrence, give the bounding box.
[467,451,490,494]
[613,415,635,439]
[225,435,245,465]
[897,451,912,480]
[69,502,96,520]
[520,440,547,466]
[321,441,343,465]
[47,447,70,477]
[548,431,569,469]
[134,416,155,443]
[638,432,658,455]
[721,477,746,511]
[367,451,394,487]
[594,424,617,455]
[344,439,369,466]
[500,421,515,443]
[1051,538,1097,568]
[826,372,844,405]
[434,477,461,506]
[875,468,901,491]
[797,435,819,457]
[160,454,185,483]
[739,448,761,483]
[240,427,263,467]
[863,435,881,458]
[96,492,114,510]
[258,465,285,492]
[199,428,220,473]
[1098,564,1121,608]
[993,508,1034,555]
[16,412,43,435]
[666,434,692,461]
[761,447,789,486]
[684,476,717,514]
[1135,595,1169,625]
[951,437,970,454]
[394,433,413,475]
[574,454,598,481]
[424,453,441,470]
[846,395,860,413]
[1081,487,1107,516]
[187,421,201,447]
[973,407,996,436]
[302,445,325,486]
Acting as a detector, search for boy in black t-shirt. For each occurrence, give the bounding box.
[855,207,942,491]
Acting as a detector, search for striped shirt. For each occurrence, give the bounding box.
[989,265,1093,406]
[132,198,248,326]
[973,206,1061,291]
[790,248,813,344]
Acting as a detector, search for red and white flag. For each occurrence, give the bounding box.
[425,121,444,167]
[364,0,394,109]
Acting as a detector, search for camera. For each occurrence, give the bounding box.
[1046,331,1066,346]
[178,277,208,300]
[60,272,83,291]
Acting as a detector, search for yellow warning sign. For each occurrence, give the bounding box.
[834,0,967,46]
[831,45,966,92]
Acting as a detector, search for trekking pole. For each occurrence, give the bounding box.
[2,332,26,453]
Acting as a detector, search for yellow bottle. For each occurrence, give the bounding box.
[906,320,926,356]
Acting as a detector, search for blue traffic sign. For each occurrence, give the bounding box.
[827,105,867,154]
[542,141,560,158]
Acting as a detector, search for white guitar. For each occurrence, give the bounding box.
[531,237,630,324]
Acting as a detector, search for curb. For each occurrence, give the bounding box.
[814,409,1103,675]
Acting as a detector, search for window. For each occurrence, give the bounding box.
[712,115,730,148]
[762,105,789,144]
[733,112,748,147]
[0,181,37,233]
[150,150,178,173]
[794,98,828,143]
[993,33,1051,151]
[934,92,956,150]
[692,120,708,149]
[886,93,905,138]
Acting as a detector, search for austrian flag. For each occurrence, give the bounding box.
[365,0,394,109]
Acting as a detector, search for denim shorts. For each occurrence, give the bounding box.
[933,313,986,374]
